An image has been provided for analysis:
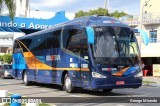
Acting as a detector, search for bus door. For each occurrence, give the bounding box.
[62,25,90,87]
[29,36,44,82]
[50,29,62,83]
[80,37,90,89]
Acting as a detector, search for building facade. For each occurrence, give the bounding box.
[0,0,70,55]
[122,0,160,76]
[0,11,69,55]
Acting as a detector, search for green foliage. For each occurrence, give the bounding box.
[0,55,3,61]
[89,8,109,16]
[0,0,16,21]
[2,54,12,63]
[110,10,128,18]
[75,8,128,19]
[75,8,109,18]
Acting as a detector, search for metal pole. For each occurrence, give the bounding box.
[108,0,109,13]
[58,0,60,12]
[104,0,107,9]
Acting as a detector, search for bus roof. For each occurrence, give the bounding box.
[17,15,130,40]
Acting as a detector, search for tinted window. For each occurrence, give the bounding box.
[63,26,88,59]
[31,29,61,51]
[13,40,21,53]
[92,26,140,64]
[20,39,32,52]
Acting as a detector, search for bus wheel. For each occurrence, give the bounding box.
[23,71,30,86]
[64,73,74,93]
[102,89,112,92]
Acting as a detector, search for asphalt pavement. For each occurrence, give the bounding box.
[0,77,160,106]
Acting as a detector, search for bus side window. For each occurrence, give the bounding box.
[67,28,88,59]
[13,41,21,53]
[20,39,32,52]
[31,29,61,51]
[49,30,61,48]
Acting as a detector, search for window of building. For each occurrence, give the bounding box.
[150,30,157,43]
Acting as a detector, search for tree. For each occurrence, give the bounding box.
[0,55,3,61]
[2,54,12,64]
[110,10,128,18]
[75,8,109,18]
[75,8,128,19]
[0,0,16,20]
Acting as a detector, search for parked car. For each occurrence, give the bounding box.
[0,64,12,79]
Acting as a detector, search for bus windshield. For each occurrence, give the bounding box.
[92,26,140,65]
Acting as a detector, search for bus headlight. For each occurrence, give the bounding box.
[92,72,107,78]
[135,71,143,78]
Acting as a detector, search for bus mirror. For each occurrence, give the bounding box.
[86,27,94,44]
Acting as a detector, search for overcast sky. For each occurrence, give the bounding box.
[29,0,140,15]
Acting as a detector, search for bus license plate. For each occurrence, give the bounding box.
[116,81,124,85]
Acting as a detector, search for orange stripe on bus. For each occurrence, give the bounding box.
[112,67,130,76]
[17,40,90,72]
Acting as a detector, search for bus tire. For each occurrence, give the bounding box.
[64,73,75,93]
[102,89,112,92]
[23,71,30,86]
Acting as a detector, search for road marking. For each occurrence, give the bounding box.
[125,91,148,94]
[41,90,49,92]
[2,82,11,84]
[19,86,29,88]
[69,95,83,97]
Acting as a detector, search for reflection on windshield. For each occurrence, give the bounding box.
[92,26,140,65]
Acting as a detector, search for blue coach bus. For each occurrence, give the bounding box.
[12,16,143,93]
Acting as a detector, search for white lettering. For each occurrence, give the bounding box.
[35,24,40,29]
[143,99,157,103]
[0,21,53,29]
[40,25,45,29]
[130,99,142,103]
[95,28,103,32]
[29,23,34,28]
[54,55,61,60]
[8,23,12,27]
[2,22,7,27]
[44,25,49,29]
[21,23,26,28]
[13,23,18,27]
[48,25,52,28]
[103,20,111,23]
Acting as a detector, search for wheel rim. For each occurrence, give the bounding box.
[24,73,27,83]
[65,76,71,90]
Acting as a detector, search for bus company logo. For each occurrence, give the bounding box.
[46,55,61,61]
[102,68,117,71]
[103,20,121,24]
[95,28,103,32]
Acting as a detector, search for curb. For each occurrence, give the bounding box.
[142,82,160,87]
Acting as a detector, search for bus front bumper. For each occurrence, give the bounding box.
[91,77,142,90]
